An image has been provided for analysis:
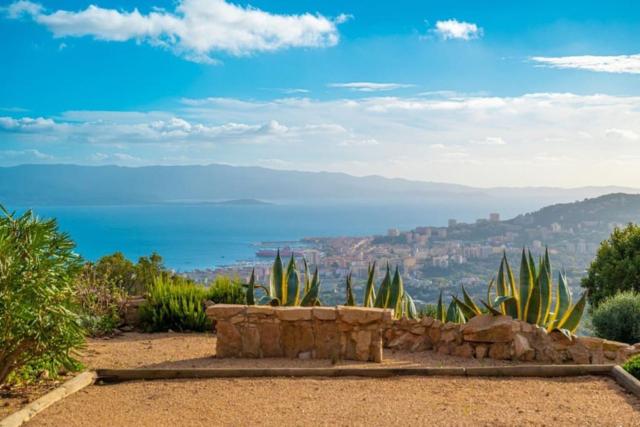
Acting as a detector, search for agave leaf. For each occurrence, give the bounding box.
[556,270,572,320]
[363,262,377,308]
[436,290,445,322]
[374,264,392,308]
[303,258,311,294]
[445,299,459,323]
[345,272,356,306]
[519,249,533,321]
[270,250,283,300]
[285,261,300,306]
[453,295,479,320]
[486,278,495,306]
[493,295,515,307]
[481,300,503,315]
[300,268,321,306]
[246,268,256,305]
[527,267,542,325]
[538,251,552,324]
[556,291,588,333]
[461,286,482,315]
[502,254,520,317]
[403,293,418,320]
[528,250,537,281]
[388,267,404,314]
[496,258,508,297]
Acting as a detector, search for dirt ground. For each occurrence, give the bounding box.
[80,332,520,369]
[5,333,640,426]
[27,376,640,426]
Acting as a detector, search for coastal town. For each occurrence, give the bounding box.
[184,195,629,306]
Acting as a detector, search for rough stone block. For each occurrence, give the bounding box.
[488,342,511,360]
[276,307,312,321]
[338,306,386,325]
[207,304,247,320]
[241,325,261,357]
[258,322,282,357]
[312,307,337,321]
[461,315,514,343]
[513,333,534,361]
[452,343,474,358]
[247,306,275,317]
[215,321,242,357]
[314,321,340,359]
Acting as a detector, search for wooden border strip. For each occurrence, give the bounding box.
[95,364,615,383]
[610,365,640,398]
[0,371,96,427]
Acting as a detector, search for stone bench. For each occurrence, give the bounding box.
[206,305,392,362]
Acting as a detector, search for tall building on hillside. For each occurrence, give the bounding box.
[489,212,500,222]
[387,228,400,237]
[448,218,457,228]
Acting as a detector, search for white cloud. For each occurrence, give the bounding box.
[470,136,506,146]
[5,0,346,61]
[605,128,639,141]
[0,149,53,160]
[531,54,640,74]
[328,82,414,92]
[6,92,640,186]
[433,19,482,41]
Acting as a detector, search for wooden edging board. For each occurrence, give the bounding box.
[95,364,615,383]
[0,371,97,427]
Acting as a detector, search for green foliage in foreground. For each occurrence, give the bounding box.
[623,354,640,380]
[140,275,245,332]
[0,206,85,384]
[449,249,587,333]
[582,224,640,308]
[592,291,640,344]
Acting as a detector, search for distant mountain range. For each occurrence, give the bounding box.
[0,164,637,207]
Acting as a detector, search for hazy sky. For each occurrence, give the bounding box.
[2,0,640,187]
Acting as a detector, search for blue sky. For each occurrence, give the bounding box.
[1,0,640,187]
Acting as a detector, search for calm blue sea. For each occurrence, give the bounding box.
[22,200,535,270]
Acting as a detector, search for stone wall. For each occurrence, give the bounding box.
[385,314,640,364]
[206,305,392,362]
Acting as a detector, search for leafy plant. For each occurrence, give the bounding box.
[206,275,245,304]
[591,291,640,344]
[371,263,417,319]
[0,206,85,384]
[247,251,321,306]
[582,224,640,308]
[139,275,211,332]
[75,263,127,336]
[453,249,587,333]
[623,354,640,380]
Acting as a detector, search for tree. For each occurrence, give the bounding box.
[0,207,85,383]
[582,223,640,308]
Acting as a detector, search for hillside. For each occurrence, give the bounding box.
[509,193,640,227]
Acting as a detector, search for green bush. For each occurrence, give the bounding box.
[418,304,438,319]
[623,355,640,380]
[582,224,640,308]
[591,291,640,344]
[75,263,127,336]
[0,207,85,384]
[206,275,245,304]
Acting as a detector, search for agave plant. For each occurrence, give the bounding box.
[453,248,587,333]
[348,262,417,319]
[246,250,321,306]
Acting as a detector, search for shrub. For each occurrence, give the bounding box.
[92,251,166,295]
[206,275,245,304]
[0,207,85,384]
[140,276,211,332]
[418,304,438,319]
[591,291,640,344]
[582,224,640,308]
[623,355,640,380]
[75,263,127,336]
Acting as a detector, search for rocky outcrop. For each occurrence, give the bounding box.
[385,314,640,364]
[207,305,392,362]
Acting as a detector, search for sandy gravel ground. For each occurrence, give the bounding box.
[27,376,640,426]
[81,332,520,369]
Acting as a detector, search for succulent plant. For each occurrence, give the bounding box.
[453,248,587,334]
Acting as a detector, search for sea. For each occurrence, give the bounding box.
[21,199,539,271]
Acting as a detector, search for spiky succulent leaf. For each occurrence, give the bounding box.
[246,268,256,305]
[556,270,572,321]
[556,291,588,333]
[345,272,356,306]
[403,293,418,320]
[481,300,503,315]
[436,290,445,322]
[445,299,459,323]
[519,249,534,320]
[374,264,392,308]
[538,253,552,324]
[363,262,376,307]
[303,258,311,294]
[300,268,321,306]
[285,263,300,306]
[270,250,283,300]
[388,267,404,314]
[453,295,479,320]
[461,286,482,315]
